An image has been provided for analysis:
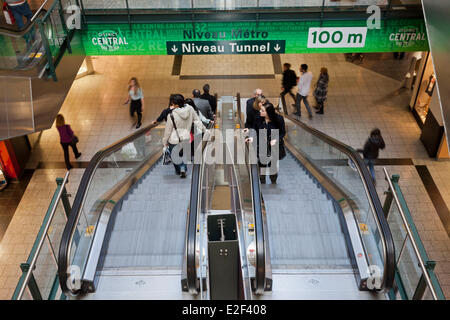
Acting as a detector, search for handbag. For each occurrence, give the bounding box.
[163,114,182,166]
[162,147,172,165]
[2,3,15,25]
[65,125,78,145]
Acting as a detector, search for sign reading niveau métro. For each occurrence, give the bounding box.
[166,40,286,55]
[81,20,429,56]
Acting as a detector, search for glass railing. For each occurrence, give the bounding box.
[58,123,163,295]
[282,114,395,290]
[78,0,421,11]
[12,173,71,300]
[0,0,76,77]
[383,169,446,300]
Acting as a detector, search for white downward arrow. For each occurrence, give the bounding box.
[274,44,281,51]
[171,45,178,52]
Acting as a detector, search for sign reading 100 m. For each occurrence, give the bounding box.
[82,20,429,55]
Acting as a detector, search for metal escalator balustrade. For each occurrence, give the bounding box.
[57,122,163,295]
[235,94,271,294]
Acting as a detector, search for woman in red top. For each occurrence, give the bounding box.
[56,114,81,170]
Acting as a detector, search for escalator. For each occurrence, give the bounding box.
[0,0,85,140]
[236,95,395,299]
[57,122,207,299]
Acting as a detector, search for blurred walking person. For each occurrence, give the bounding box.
[5,0,32,29]
[313,67,329,115]
[280,63,298,113]
[359,129,385,184]
[294,64,313,119]
[124,77,145,129]
[162,94,205,178]
[56,114,81,170]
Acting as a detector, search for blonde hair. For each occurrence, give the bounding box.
[253,96,266,111]
[56,114,65,127]
[128,77,141,94]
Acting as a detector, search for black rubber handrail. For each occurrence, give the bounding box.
[185,123,214,294]
[236,93,266,294]
[280,97,395,291]
[185,161,201,293]
[58,122,159,294]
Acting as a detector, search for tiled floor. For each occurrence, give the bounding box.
[0,170,34,243]
[1,52,449,299]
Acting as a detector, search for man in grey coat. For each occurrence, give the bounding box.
[193,89,214,121]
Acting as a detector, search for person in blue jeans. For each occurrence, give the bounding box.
[6,0,33,29]
[358,128,385,184]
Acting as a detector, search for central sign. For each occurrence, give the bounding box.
[166,40,286,55]
[79,19,429,56]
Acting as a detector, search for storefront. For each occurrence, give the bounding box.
[409,52,448,159]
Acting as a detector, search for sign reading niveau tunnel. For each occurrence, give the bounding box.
[166,40,286,55]
[81,20,429,56]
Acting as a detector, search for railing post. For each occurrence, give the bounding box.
[383,174,399,219]
[412,260,437,300]
[19,263,42,300]
[58,0,72,53]
[57,177,71,218]
[37,19,57,81]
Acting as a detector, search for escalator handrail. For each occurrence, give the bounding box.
[58,122,159,294]
[236,94,266,293]
[284,113,395,291]
[185,123,214,294]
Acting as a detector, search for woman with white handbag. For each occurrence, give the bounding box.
[162,94,205,178]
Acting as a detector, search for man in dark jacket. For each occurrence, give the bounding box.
[245,88,263,129]
[280,63,298,112]
[152,95,175,124]
[360,128,385,183]
[200,84,217,115]
[193,89,214,120]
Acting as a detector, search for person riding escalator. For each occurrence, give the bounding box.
[245,102,286,184]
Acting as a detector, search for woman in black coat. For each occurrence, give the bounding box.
[252,103,286,184]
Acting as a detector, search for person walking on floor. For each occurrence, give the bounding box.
[124,77,144,129]
[162,94,205,178]
[280,63,298,113]
[245,102,286,184]
[5,0,32,29]
[193,89,214,121]
[358,128,385,184]
[245,89,264,129]
[56,114,81,170]
[313,67,329,115]
[294,64,313,119]
[200,84,217,115]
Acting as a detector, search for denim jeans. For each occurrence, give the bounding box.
[296,94,313,117]
[365,159,376,182]
[168,143,187,174]
[10,2,33,29]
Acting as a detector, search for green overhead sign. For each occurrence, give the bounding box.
[82,19,429,55]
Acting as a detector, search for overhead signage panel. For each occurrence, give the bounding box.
[166,40,286,55]
[81,19,429,55]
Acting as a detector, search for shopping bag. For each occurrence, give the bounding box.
[3,3,15,25]
[162,147,172,165]
[121,143,138,159]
